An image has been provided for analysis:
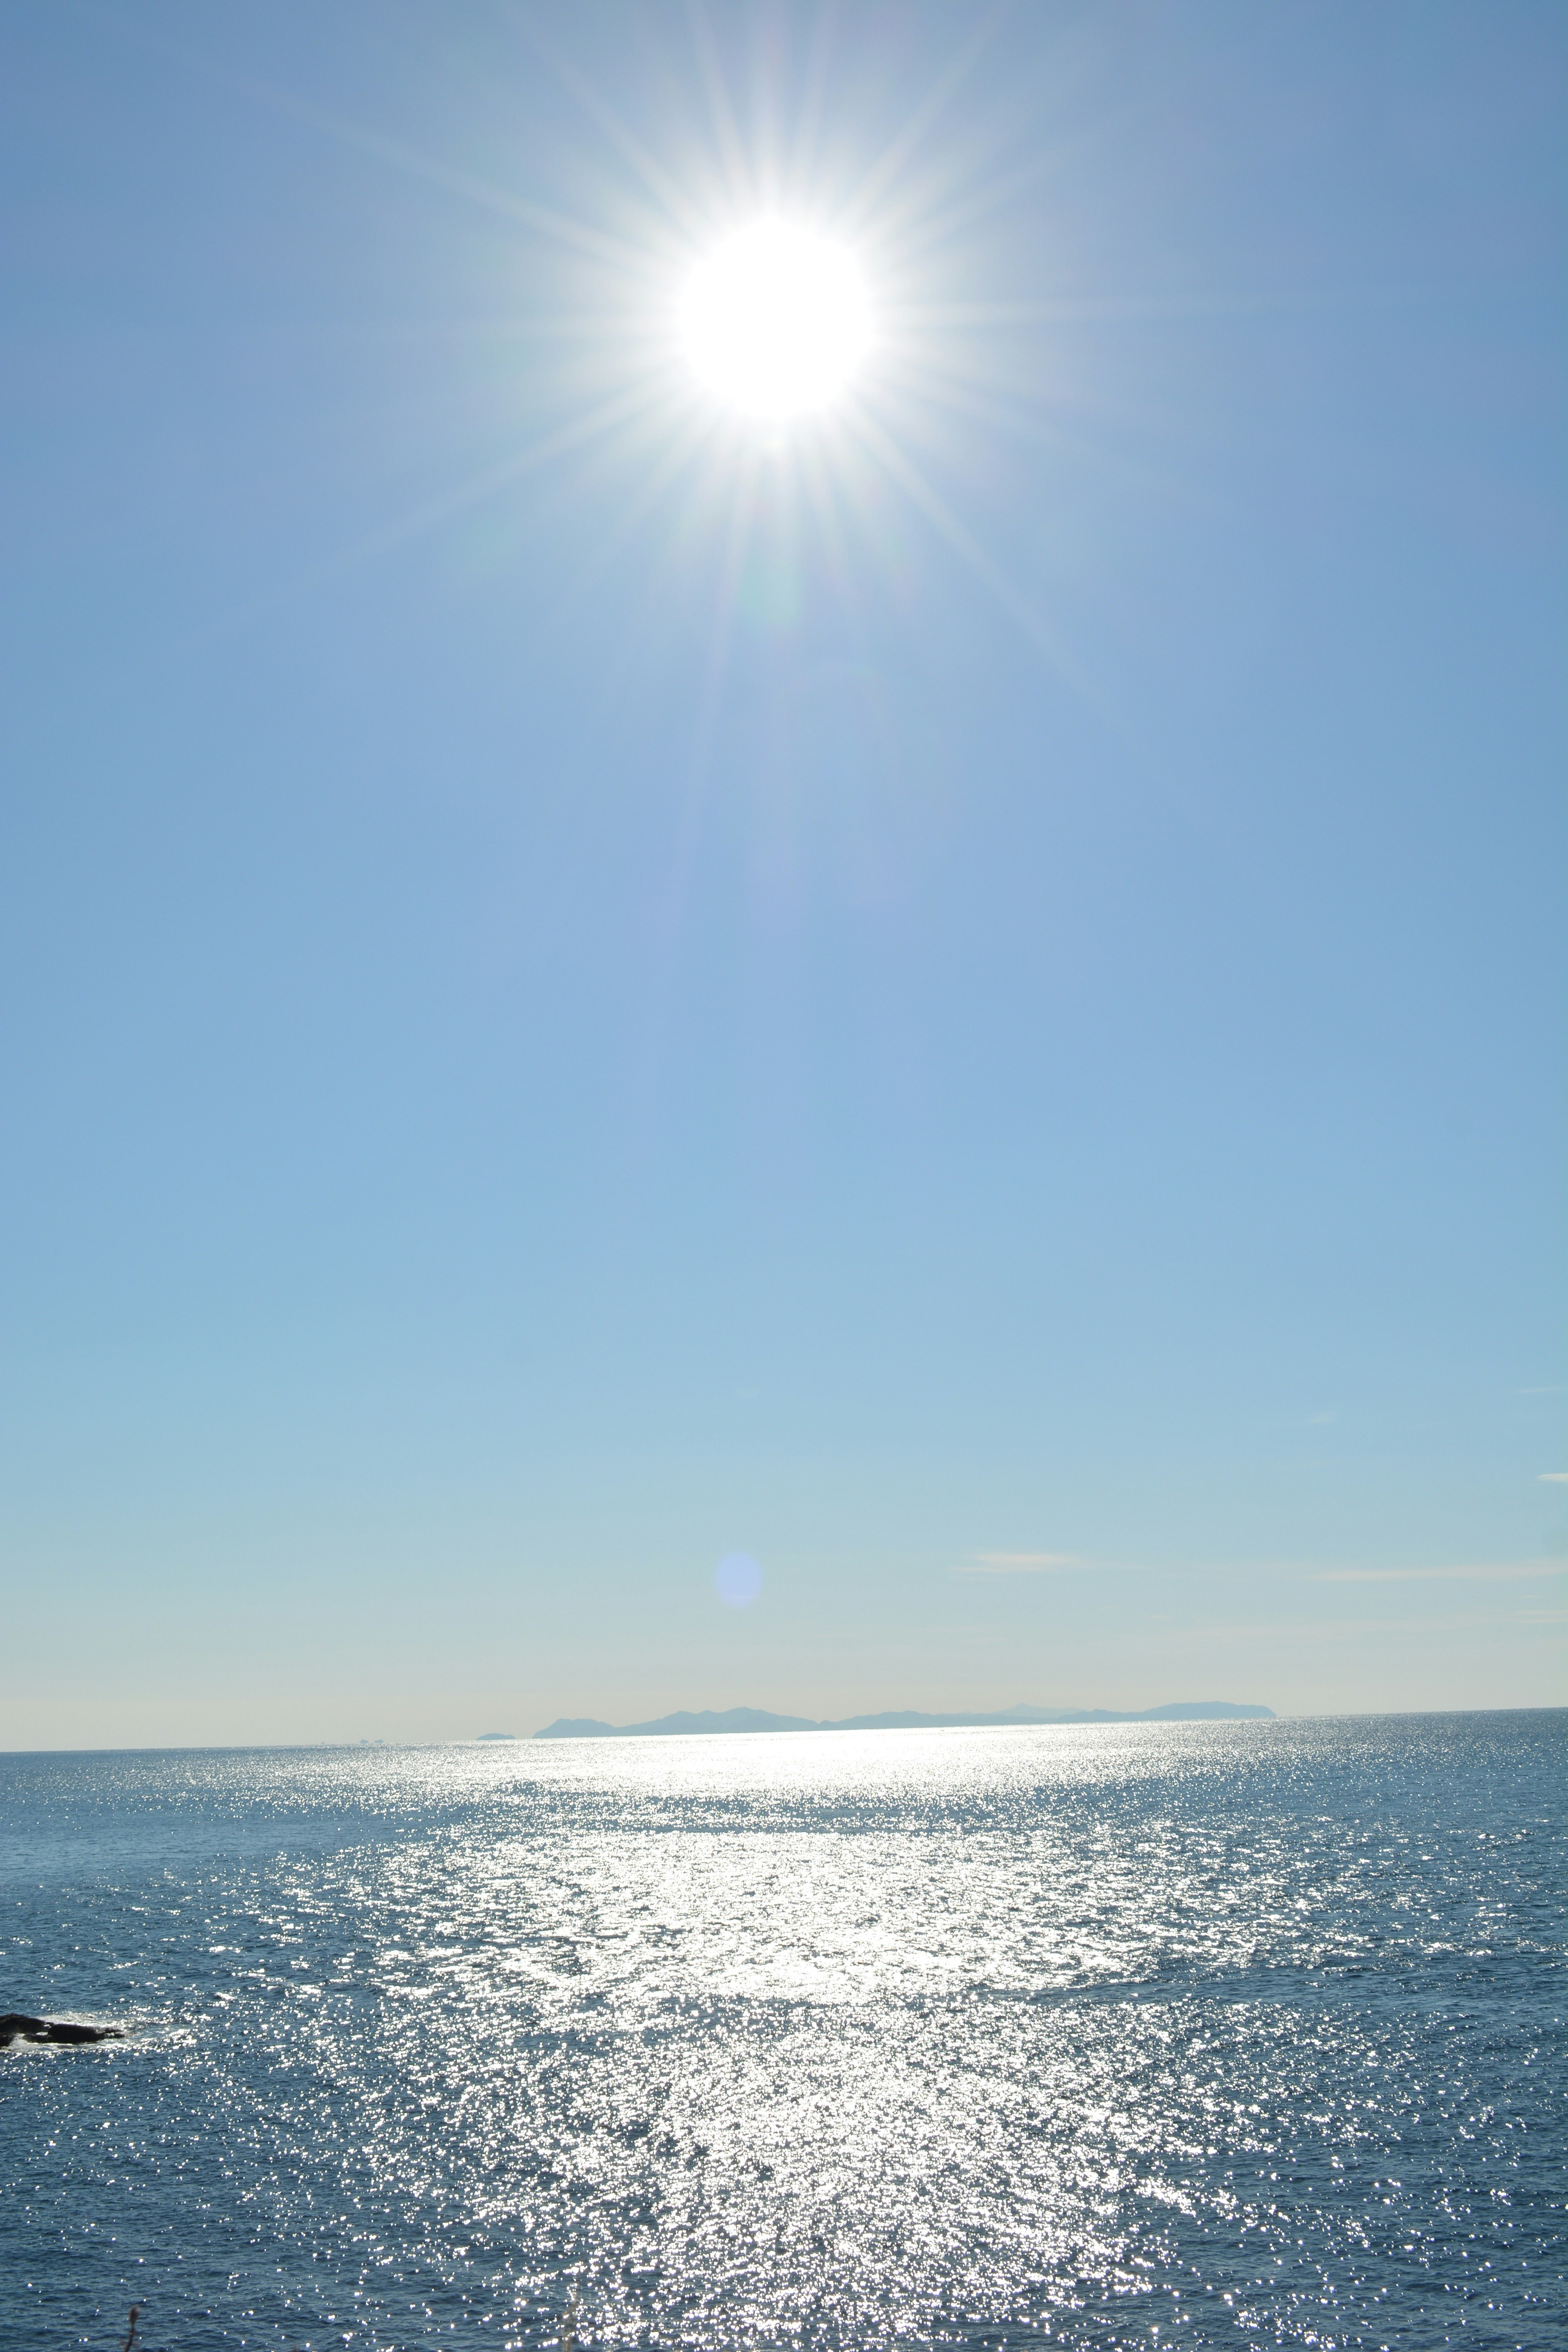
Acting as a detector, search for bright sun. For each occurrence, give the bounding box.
[679,222,871,421]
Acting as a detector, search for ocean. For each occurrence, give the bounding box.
[1,1713,1562,2350]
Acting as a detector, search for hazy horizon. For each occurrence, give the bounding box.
[2,3,1563,1751]
[9,1715,1568,1762]
[12,1699,1568,1760]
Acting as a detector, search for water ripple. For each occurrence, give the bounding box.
[2,1714,1562,2348]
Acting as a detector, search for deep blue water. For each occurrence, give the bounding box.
[1,1714,1562,2350]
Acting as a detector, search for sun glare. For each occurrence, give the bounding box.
[679,222,871,421]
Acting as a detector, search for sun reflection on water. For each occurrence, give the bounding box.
[2,1719,1562,2348]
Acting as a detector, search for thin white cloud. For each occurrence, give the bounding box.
[957,1551,1082,1573]
[1311,1562,1562,1584]
[1539,1472,1568,1483]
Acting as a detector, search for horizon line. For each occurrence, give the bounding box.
[8,1699,1567,1756]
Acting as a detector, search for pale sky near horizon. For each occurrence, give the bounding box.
[2,1,1563,1750]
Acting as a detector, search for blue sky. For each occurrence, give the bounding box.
[2,1,1562,1747]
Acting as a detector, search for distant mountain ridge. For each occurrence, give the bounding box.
[535,1701,1274,1740]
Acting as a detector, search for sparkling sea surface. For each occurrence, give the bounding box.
[1,1715,1563,2351]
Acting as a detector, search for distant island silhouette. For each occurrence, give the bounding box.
[535,1701,1274,1740]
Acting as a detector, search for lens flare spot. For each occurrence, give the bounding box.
[714,1551,764,1608]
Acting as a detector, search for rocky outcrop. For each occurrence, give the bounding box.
[0,2012,124,2048]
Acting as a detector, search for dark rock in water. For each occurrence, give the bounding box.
[0,2012,124,2048]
